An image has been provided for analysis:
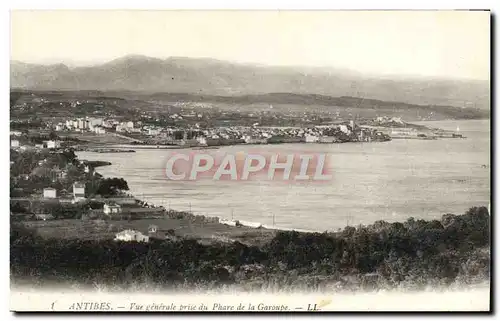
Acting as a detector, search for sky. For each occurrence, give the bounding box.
[10,10,490,80]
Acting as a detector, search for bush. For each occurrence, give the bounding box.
[10,207,490,290]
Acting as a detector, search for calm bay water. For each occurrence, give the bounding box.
[78,120,490,232]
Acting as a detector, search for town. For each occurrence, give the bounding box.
[8,9,491,305]
[12,112,394,150]
[9,90,467,244]
[11,90,472,152]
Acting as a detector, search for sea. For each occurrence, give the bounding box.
[77,119,490,232]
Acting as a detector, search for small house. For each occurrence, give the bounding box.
[103,203,122,215]
[43,187,57,199]
[10,131,22,136]
[73,182,86,200]
[305,134,319,143]
[46,140,61,149]
[10,140,20,148]
[114,229,149,243]
[196,136,208,146]
[339,125,350,134]
[94,126,106,134]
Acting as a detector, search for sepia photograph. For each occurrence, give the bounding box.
[8,9,491,312]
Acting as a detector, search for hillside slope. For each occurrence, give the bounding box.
[10,55,490,110]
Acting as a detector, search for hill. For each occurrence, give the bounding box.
[10,55,490,110]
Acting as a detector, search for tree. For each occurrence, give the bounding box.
[61,149,77,163]
[49,131,58,141]
[96,178,129,197]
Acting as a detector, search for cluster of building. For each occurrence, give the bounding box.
[55,117,113,134]
[114,225,178,243]
[115,229,150,242]
[190,120,387,144]
[10,137,61,150]
[53,116,173,136]
[43,182,86,203]
[90,119,391,146]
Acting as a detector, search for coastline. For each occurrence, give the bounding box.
[87,153,328,235]
[72,118,489,238]
[12,126,491,295]
[72,119,478,153]
[96,166,316,235]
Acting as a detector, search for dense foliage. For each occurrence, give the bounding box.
[10,207,490,291]
[92,177,129,197]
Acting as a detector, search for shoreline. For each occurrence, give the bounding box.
[74,117,488,237]
[76,148,324,235]
[121,184,318,235]
[72,121,473,151]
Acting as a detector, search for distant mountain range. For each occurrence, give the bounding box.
[10,55,490,110]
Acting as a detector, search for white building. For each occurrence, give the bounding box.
[114,230,149,243]
[10,139,20,148]
[94,126,106,135]
[339,125,350,134]
[46,140,61,149]
[72,182,86,200]
[148,128,161,136]
[43,187,57,199]
[10,131,22,136]
[78,119,88,129]
[305,134,319,143]
[196,136,208,146]
[104,203,122,215]
[126,121,134,129]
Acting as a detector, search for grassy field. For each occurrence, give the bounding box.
[18,216,277,247]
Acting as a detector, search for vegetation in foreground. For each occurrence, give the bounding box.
[10,206,490,292]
